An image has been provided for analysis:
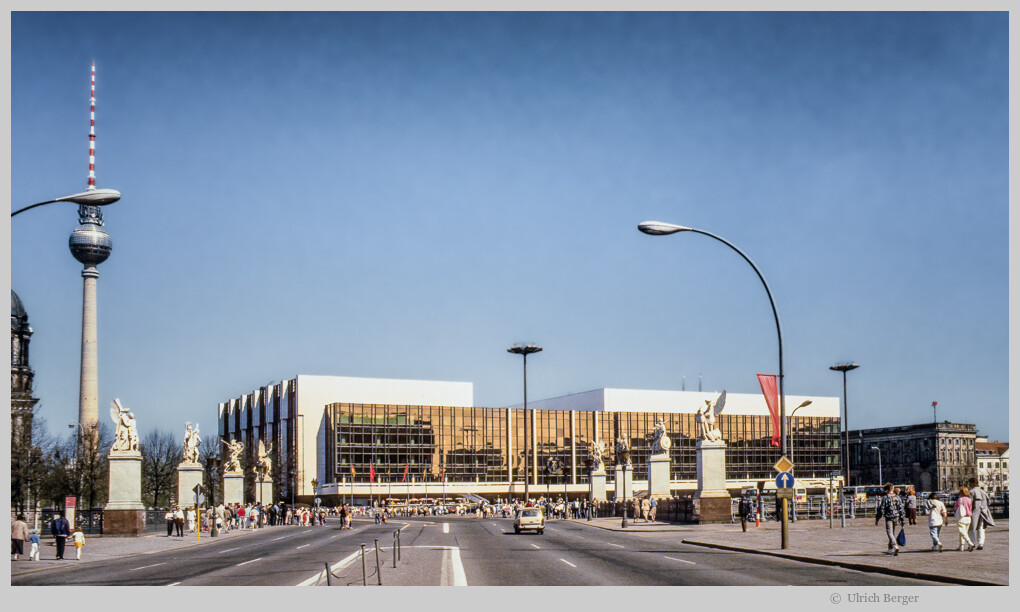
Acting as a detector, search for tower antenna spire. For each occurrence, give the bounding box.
[88,61,96,191]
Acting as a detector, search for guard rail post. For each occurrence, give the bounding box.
[374,538,382,585]
[325,561,332,586]
[360,543,367,585]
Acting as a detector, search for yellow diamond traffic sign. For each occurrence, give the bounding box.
[773,456,794,473]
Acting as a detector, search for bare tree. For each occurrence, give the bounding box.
[141,429,180,508]
[199,436,223,504]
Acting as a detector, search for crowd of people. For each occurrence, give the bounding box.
[875,478,996,556]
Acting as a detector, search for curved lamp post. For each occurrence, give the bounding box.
[829,362,860,489]
[638,221,788,456]
[11,188,121,217]
[870,446,882,484]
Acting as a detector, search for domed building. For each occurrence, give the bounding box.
[11,290,39,511]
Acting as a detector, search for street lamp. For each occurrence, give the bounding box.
[638,221,788,457]
[311,477,319,513]
[619,447,630,528]
[206,455,220,537]
[11,188,121,217]
[787,400,813,468]
[508,344,542,503]
[870,446,883,484]
[829,362,860,489]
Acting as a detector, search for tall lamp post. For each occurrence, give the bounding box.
[829,362,860,489]
[870,446,882,484]
[508,344,542,503]
[638,222,788,457]
[787,400,813,468]
[619,447,630,528]
[206,456,220,537]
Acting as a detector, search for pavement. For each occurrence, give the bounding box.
[10,524,267,577]
[573,515,1009,586]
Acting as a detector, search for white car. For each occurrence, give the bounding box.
[514,508,545,534]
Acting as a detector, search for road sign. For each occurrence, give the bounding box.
[776,472,795,489]
[773,456,794,473]
[314,497,321,505]
[776,488,794,500]
[192,483,204,494]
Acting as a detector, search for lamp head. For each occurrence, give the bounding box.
[508,344,543,356]
[55,188,121,206]
[638,221,690,235]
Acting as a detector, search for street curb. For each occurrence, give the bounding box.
[566,519,696,532]
[679,539,1003,587]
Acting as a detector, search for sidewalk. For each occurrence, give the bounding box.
[10,525,267,578]
[572,516,1008,586]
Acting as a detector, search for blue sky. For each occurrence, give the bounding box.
[9,12,1008,443]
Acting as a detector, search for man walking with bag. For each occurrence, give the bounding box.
[968,477,995,550]
[875,482,905,556]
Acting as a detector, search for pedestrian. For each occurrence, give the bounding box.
[51,513,70,560]
[187,507,196,532]
[905,487,918,525]
[739,493,753,532]
[11,513,30,561]
[29,529,41,561]
[967,478,995,550]
[953,486,975,551]
[874,482,905,556]
[641,498,650,522]
[72,527,85,560]
[649,498,658,522]
[926,492,947,552]
[175,507,186,536]
[165,509,174,536]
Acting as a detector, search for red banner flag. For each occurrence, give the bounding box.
[402,464,408,482]
[350,464,356,479]
[757,374,781,447]
[369,461,376,483]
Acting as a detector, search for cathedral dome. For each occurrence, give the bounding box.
[11,290,27,322]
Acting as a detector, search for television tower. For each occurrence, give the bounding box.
[69,62,113,437]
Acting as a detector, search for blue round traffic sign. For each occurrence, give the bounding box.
[775,472,795,488]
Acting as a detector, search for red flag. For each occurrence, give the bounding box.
[441,469,445,483]
[350,464,356,479]
[757,374,780,447]
[369,461,376,483]
[402,464,408,482]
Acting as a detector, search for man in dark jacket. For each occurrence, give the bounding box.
[50,513,70,560]
[738,494,754,532]
[875,483,905,556]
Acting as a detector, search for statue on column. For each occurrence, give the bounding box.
[182,422,201,464]
[587,439,607,473]
[615,436,631,466]
[109,398,139,452]
[222,439,244,473]
[255,440,273,481]
[696,390,726,442]
[650,418,672,456]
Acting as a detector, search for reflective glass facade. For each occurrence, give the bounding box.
[325,403,841,485]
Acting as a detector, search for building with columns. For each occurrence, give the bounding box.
[11,291,39,512]
[847,422,978,492]
[218,374,841,504]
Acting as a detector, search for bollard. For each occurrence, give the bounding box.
[393,530,398,568]
[325,561,332,586]
[360,543,367,586]
[397,528,401,561]
[374,538,382,585]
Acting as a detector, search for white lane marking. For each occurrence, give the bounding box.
[664,556,696,565]
[218,547,239,554]
[560,559,577,567]
[530,543,541,549]
[167,582,181,586]
[443,523,450,534]
[297,544,310,549]
[296,549,363,586]
[607,542,624,548]
[236,557,262,567]
[451,547,467,586]
[129,562,166,571]
[272,536,287,541]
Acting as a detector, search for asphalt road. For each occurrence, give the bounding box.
[11,516,955,586]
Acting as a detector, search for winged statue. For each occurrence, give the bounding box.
[255,439,273,481]
[696,390,726,442]
[109,398,139,452]
[587,439,607,473]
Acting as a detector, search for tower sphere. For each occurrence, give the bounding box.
[69,223,112,265]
